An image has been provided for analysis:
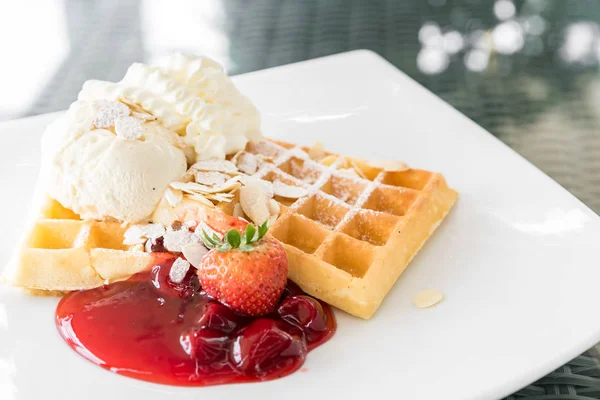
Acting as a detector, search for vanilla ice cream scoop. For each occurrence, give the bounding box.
[43,100,187,224]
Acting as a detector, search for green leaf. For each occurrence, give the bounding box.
[242,224,256,245]
[224,229,241,248]
[200,230,217,249]
[238,243,254,252]
[216,242,232,252]
[257,221,269,240]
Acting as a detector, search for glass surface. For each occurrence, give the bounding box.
[1,1,599,397]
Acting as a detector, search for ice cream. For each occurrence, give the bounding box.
[78,53,262,162]
[42,99,187,224]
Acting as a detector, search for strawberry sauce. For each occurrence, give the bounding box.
[55,254,336,386]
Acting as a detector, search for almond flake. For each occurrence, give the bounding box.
[272,180,308,199]
[169,257,191,283]
[123,225,146,245]
[268,199,280,216]
[350,160,368,179]
[207,177,241,193]
[239,175,274,198]
[195,221,223,240]
[239,184,270,225]
[171,177,241,195]
[320,155,338,166]
[234,152,258,174]
[114,116,143,140]
[145,238,157,253]
[182,243,209,268]
[186,193,215,207]
[268,213,278,226]
[191,159,238,174]
[164,188,183,207]
[204,193,235,203]
[233,203,245,218]
[143,223,166,239]
[132,111,157,121]
[163,230,200,252]
[367,160,409,172]
[194,171,228,186]
[308,141,326,161]
[413,289,444,309]
[92,100,130,128]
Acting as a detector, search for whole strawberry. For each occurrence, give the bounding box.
[197,222,288,317]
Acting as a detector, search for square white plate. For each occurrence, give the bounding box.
[2,50,600,400]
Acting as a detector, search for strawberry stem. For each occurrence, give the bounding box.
[200,221,270,252]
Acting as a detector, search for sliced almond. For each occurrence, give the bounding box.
[233,203,246,218]
[195,221,223,240]
[164,187,183,207]
[169,257,191,283]
[272,180,308,199]
[123,225,146,245]
[194,171,228,186]
[233,151,259,174]
[143,223,166,239]
[239,175,274,198]
[239,184,270,225]
[308,141,326,161]
[267,199,280,216]
[171,177,241,195]
[205,191,236,200]
[367,159,409,172]
[185,193,215,207]
[163,230,200,252]
[412,289,444,308]
[132,111,157,121]
[268,213,278,226]
[182,243,209,268]
[350,160,368,179]
[190,159,238,174]
[320,155,338,166]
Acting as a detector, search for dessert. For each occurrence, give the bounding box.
[2,53,457,386]
[56,225,336,386]
[153,139,458,319]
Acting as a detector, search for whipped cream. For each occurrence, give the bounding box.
[78,53,262,161]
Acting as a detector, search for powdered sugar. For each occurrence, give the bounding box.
[92,100,130,128]
[114,116,143,140]
[247,140,384,231]
[163,229,200,252]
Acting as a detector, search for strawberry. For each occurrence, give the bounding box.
[197,222,288,317]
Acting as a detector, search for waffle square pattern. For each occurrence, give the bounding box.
[244,140,458,319]
[4,198,152,293]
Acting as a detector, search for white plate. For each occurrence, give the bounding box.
[2,50,600,400]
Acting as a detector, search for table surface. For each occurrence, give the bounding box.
[2,0,600,398]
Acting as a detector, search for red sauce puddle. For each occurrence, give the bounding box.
[56,254,336,386]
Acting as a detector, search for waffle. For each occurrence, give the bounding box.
[2,197,152,292]
[155,140,457,319]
